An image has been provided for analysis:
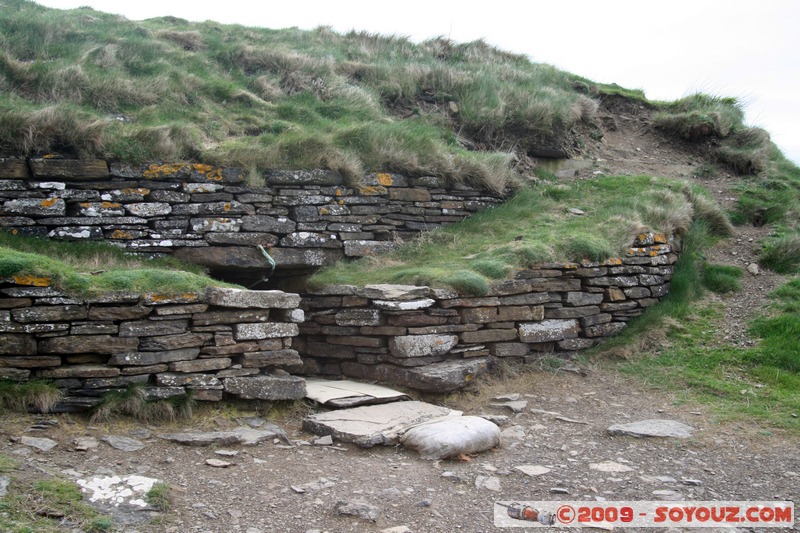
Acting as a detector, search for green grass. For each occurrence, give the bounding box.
[702,263,743,294]
[90,383,194,423]
[145,482,172,512]
[0,1,600,190]
[653,93,771,175]
[0,476,113,532]
[310,175,731,294]
[600,267,800,433]
[0,233,237,296]
[0,380,62,413]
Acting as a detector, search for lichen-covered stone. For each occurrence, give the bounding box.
[108,348,199,366]
[389,334,458,358]
[343,240,398,257]
[224,375,306,400]
[233,322,299,341]
[519,319,579,343]
[205,287,300,309]
[39,335,139,354]
[1,197,65,216]
[0,333,37,355]
[335,309,383,327]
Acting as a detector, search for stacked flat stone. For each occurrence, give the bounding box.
[0,158,504,271]
[298,233,676,392]
[0,278,305,411]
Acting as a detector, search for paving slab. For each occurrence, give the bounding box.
[304,378,410,408]
[607,419,695,438]
[303,400,461,447]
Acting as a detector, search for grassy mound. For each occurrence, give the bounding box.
[0,233,234,296]
[0,0,600,191]
[310,175,732,294]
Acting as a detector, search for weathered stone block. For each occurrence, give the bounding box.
[519,319,579,343]
[233,322,299,341]
[497,305,542,322]
[11,305,87,323]
[545,306,601,319]
[239,349,302,368]
[224,375,306,400]
[601,301,639,312]
[358,284,432,301]
[120,364,168,375]
[119,319,188,337]
[623,287,651,299]
[87,305,151,321]
[579,313,612,328]
[387,314,446,327]
[564,292,604,306]
[605,288,626,302]
[0,367,31,380]
[0,333,37,355]
[460,307,498,323]
[0,158,29,179]
[460,328,518,343]
[486,280,534,296]
[0,355,61,368]
[490,342,531,357]
[343,240,398,257]
[1,197,65,216]
[109,348,200,366]
[168,358,231,373]
[156,372,222,389]
[373,299,435,311]
[29,159,108,179]
[39,335,139,354]
[205,287,300,309]
[48,226,104,240]
[335,309,383,327]
[83,375,150,389]
[584,322,627,337]
[39,365,120,379]
[341,357,490,392]
[388,188,432,202]
[440,297,501,309]
[389,334,458,358]
[265,169,342,186]
[557,338,597,350]
[139,333,213,351]
[241,215,296,233]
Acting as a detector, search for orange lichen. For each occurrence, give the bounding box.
[100,201,122,209]
[40,198,58,207]
[13,274,52,287]
[110,229,132,240]
[375,173,394,186]
[356,185,387,196]
[122,188,150,196]
[223,203,231,211]
[319,207,330,215]
[143,163,187,179]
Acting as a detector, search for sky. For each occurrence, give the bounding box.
[35,0,800,164]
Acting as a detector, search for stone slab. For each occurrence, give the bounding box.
[223,375,306,400]
[607,419,695,438]
[205,287,300,309]
[158,426,288,446]
[302,400,461,447]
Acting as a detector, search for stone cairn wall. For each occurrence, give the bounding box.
[297,233,677,392]
[0,158,504,273]
[0,277,306,411]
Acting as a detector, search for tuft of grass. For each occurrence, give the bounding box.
[702,263,743,293]
[91,384,194,423]
[0,453,17,473]
[654,93,772,176]
[758,233,800,274]
[0,380,63,413]
[145,482,172,512]
[0,476,113,532]
[310,176,731,294]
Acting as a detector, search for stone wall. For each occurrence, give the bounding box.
[297,233,677,392]
[0,276,305,411]
[0,158,504,280]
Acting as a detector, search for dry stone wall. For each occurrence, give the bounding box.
[0,158,504,276]
[0,276,305,411]
[297,233,677,392]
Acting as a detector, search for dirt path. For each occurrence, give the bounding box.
[3,98,798,533]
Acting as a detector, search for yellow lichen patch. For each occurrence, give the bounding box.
[205,168,224,181]
[192,163,214,173]
[110,229,133,240]
[100,201,122,209]
[335,188,343,196]
[356,185,388,196]
[42,153,58,159]
[143,163,187,179]
[338,199,344,205]
[602,257,623,266]
[653,233,667,244]
[13,274,52,287]
[40,198,58,207]
[376,173,394,186]
[122,188,150,196]
[319,207,330,215]
[223,203,231,211]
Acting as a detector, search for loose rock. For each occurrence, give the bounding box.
[101,435,145,452]
[334,500,381,522]
[608,419,695,438]
[20,436,57,452]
